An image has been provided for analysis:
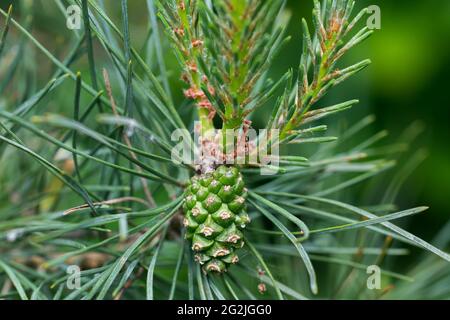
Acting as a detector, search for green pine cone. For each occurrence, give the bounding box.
[183,165,250,273]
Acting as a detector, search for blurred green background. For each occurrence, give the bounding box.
[1,0,449,244]
[281,0,450,242]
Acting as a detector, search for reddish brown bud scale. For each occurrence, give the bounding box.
[191,39,204,48]
[183,165,249,273]
[173,27,185,37]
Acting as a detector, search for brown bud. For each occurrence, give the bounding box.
[187,61,198,73]
[173,27,185,37]
[258,283,267,294]
[191,39,204,48]
[198,100,212,109]
[207,85,215,96]
[180,73,190,83]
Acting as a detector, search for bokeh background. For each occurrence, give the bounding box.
[282,0,450,244]
[1,0,449,267]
